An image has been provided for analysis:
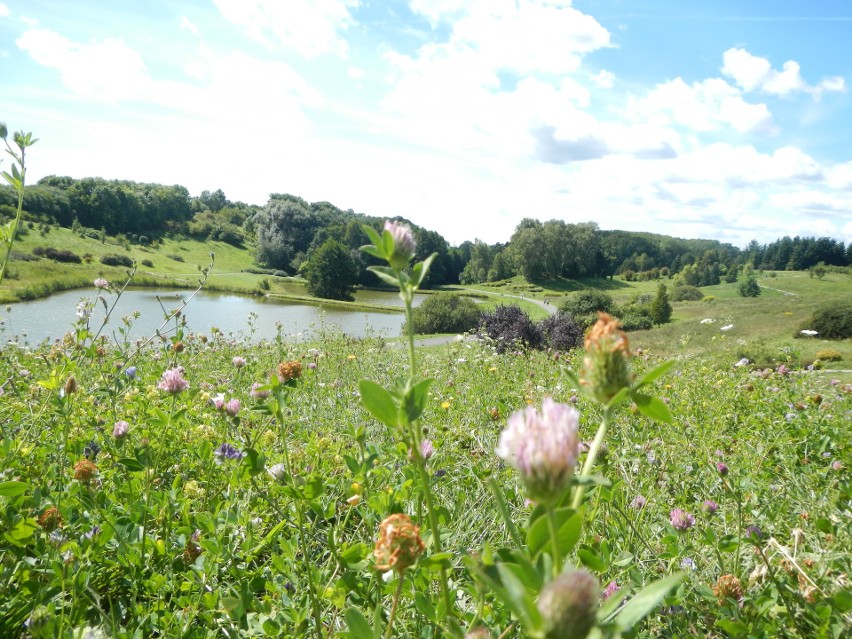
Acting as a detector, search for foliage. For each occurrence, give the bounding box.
[671,284,704,301]
[538,310,584,351]
[100,253,134,267]
[618,311,653,331]
[814,349,842,362]
[797,303,852,340]
[738,276,762,298]
[649,282,672,325]
[302,238,360,300]
[480,304,543,352]
[32,246,82,263]
[560,289,616,318]
[0,124,37,286]
[409,292,481,335]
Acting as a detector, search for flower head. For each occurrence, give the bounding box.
[702,499,718,514]
[232,356,247,368]
[74,459,98,483]
[630,495,647,510]
[278,361,302,382]
[383,220,416,270]
[112,420,130,439]
[224,398,240,417]
[211,393,226,410]
[157,368,189,394]
[670,508,695,531]
[250,382,271,399]
[579,313,632,405]
[420,439,434,460]
[602,580,620,601]
[713,574,743,604]
[214,442,244,463]
[124,366,137,379]
[76,302,93,319]
[373,513,425,574]
[38,507,63,531]
[93,277,109,290]
[716,462,729,476]
[537,569,599,639]
[267,463,287,482]
[496,398,580,505]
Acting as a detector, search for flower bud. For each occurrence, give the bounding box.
[373,513,425,574]
[537,569,599,639]
[579,313,632,404]
[384,220,416,270]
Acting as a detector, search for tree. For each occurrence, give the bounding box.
[738,276,761,298]
[303,239,359,300]
[649,282,672,325]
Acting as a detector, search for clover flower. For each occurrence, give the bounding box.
[211,393,226,410]
[93,277,109,289]
[113,420,130,439]
[383,220,416,270]
[214,442,244,463]
[224,398,240,417]
[496,398,580,505]
[232,356,247,368]
[716,462,729,476]
[537,569,599,639]
[702,499,718,514]
[602,580,620,601]
[38,507,63,531]
[278,361,302,382]
[630,495,648,510]
[713,574,743,604]
[670,509,695,531]
[579,313,632,405]
[267,463,287,482]
[74,459,98,483]
[373,513,425,574]
[124,366,137,379]
[158,368,189,394]
[250,383,271,399]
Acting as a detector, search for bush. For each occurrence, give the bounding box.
[560,290,615,317]
[618,312,653,331]
[538,311,583,351]
[141,259,154,268]
[671,285,703,301]
[480,305,543,352]
[409,293,482,335]
[33,247,82,263]
[100,254,134,267]
[168,254,185,263]
[798,304,852,340]
[815,349,842,362]
[738,277,761,297]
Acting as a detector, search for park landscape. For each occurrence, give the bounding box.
[0,123,851,639]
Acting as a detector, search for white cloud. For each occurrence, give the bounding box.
[0,3,10,17]
[632,77,776,135]
[825,161,852,190]
[769,190,852,216]
[212,0,359,57]
[179,15,199,36]
[722,47,845,98]
[591,69,615,88]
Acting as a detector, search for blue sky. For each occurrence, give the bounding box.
[2,0,851,247]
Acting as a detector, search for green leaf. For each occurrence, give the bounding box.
[495,562,542,630]
[410,253,437,289]
[615,572,684,631]
[0,481,29,497]
[358,380,400,429]
[366,265,400,287]
[344,607,372,639]
[634,360,675,389]
[526,507,582,559]
[403,378,434,423]
[118,458,146,472]
[361,225,384,251]
[577,547,608,572]
[414,592,436,622]
[631,392,673,423]
[242,448,266,477]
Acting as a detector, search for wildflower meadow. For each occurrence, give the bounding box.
[0,222,849,639]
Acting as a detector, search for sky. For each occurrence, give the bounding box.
[2,0,851,248]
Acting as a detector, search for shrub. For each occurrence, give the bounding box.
[410,293,482,335]
[33,247,82,263]
[815,349,842,362]
[480,305,543,352]
[619,312,653,331]
[560,290,615,317]
[738,277,761,297]
[141,259,154,268]
[798,304,852,340]
[671,285,703,301]
[538,311,583,351]
[168,254,185,263]
[100,254,134,267]
[702,296,715,302]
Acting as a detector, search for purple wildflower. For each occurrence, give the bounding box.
[232,356,247,368]
[496,398,580,505]
[716,462,729,476]
[93,277,109,289]
[307,361,317,370]
[702,499,718,514]
[214,443,244,463]
[113,420,129,439]
[602,580,620,601]
[158,368,189,394]
[680,557,696,571]
[421,439,434,460]
[383,220,417,269]
[746,525,764,541]
[224,398,240,417]
[211,393,226,410]
[125,366,137,379]
[670,509,695,531]
[250,383,270,399]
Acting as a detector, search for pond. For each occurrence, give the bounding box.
[1,288,421,346]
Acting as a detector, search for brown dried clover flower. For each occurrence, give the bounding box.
[38,507,63,531]
[277,361,302,382]
[74,459,98,483]
[579,313,633,405]
[713,574,744,604]
[373,513,425,574]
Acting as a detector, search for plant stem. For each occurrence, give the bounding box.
[0,138,26,286]
[756,544,808,638]
[546,505,562,577]
[572,407,610,510]
[384,574,406,639]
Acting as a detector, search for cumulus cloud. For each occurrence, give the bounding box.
[722,47,845,98]
[0,3,10,17]
[212,0,358,57]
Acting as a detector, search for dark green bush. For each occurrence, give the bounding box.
[141,259,154,268]
[797,304,852,340]
[738,277,761,297]
[100,253,134,267]
[618,312,653,331]
[33,247,82,263]
[560,290,615,317]
[409,293,482,335]
[671,285,703,301]
[480,304,543,352]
